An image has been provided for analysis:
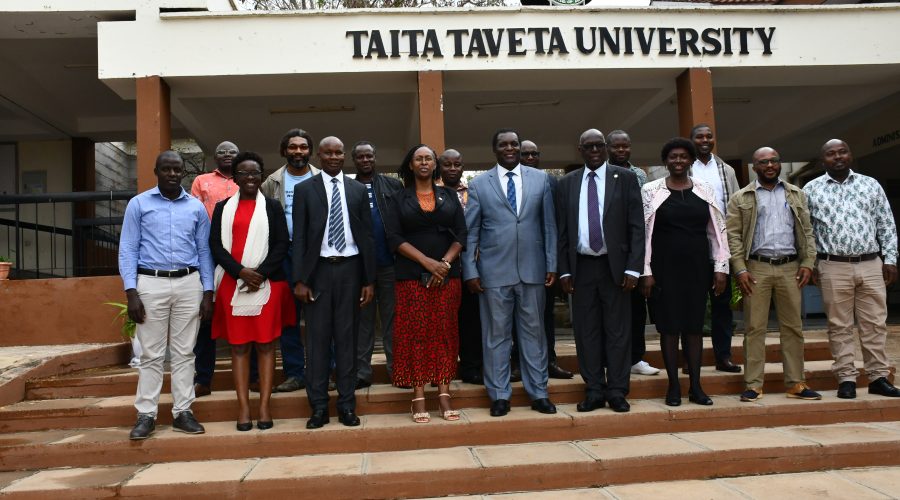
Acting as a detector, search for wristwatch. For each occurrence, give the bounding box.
[441,258,452,269]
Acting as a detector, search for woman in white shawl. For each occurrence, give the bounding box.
[210,152,294,431]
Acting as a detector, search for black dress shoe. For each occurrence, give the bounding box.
[665,385,682,407]
[510,367,522,383]
[548,363,574,380]
[688,390,713,406]
[530,398,557,414]
[608,397,631,413]
[236,422,253,432]
[172,411,205,434]
[129,415,156,440]
[490,399,510,417]
[837,381,857,399]
[256,420,274,430]
[576,397,605,413]
[715,359,742,373]
[338,409,361,427]
[868,377,900,397]
[307,409,330,429]
[193,383,212,398]
[355,379,372,390]
[461,374,484,385]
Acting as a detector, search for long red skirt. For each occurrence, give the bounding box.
[391,278,461,387]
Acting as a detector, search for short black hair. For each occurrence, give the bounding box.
[491,128,519,149]
[690,123,713,138]
[607,129,630,142]
[398,144,439,187]
[352,140,376,158]
[233,151,265,172]
[155,150,182,169]
[279,128,314,157]
[660,137,697,163]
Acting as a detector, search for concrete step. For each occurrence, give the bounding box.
[416,465,900,499]
[2,419,900,498]
[1,391,898,473]
[0,359,859,433]
[23,338,833,400]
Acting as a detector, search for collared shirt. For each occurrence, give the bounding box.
[320,171,359,258]
[118,186,214,291]
[804,170,898,265]
[692,157,726,213]
[496,163,523,215]
[454,178,470,210]
[190,169,237,219]
[628,164,648,187]
[577,163,607,256]
[750,180,796,257]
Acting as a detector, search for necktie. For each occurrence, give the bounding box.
[506,172,517,215]
[587,171,603,252]
[328,178,346,252]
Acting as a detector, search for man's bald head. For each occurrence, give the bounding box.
[317,136,345,176]
[439,148,464,187]
[820,138,853,181]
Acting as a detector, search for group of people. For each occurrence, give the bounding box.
[117,123,900,440]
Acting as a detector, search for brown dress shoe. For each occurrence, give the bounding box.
[193,383,211,398]
[548,363,574,379]
[715,359,742,373]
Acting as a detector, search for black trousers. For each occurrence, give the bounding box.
[630,287,647,365]
[304,257,361,412]
[572,255,631,399]
[457,285,483,379]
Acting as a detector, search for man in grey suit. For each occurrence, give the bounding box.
[557,129,645,413]
[461,128,558,417]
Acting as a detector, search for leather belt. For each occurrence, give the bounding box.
[137,267,198,278]
[577,253,608,259]
[748,254,798,265]
[319,255,358,264]
[817,253,878,263]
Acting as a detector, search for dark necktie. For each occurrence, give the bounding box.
[328,178,346,252]
[506,172,517,215]
[587,171,603,252]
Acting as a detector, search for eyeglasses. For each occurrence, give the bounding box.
[755,158,780,166]
[581,143,606,151]
[521,152,541,158]
[215,149,238,157]
[234,170,262,178]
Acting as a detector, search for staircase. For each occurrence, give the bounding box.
[1,336,899,498]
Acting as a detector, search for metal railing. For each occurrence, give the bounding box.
[0,191,135,279]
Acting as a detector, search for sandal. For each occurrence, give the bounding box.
[438,393,460,421]
[411,397,430,423]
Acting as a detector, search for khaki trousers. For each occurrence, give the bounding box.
[817,257,891,383]
[134,273,202,418]
[742,260,805,390]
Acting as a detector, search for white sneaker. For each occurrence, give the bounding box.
[631,360,660,375]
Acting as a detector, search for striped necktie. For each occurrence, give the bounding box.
[506,172,517,215]
[327,178,346,252]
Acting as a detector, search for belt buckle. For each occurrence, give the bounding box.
[327,256,340,263]
[774,257,786,265]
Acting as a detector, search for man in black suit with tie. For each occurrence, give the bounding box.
[293,136,375,429]
[557,129,645,413]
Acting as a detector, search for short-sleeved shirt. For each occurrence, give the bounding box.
[284,170,314,239]
[191,170,237,219]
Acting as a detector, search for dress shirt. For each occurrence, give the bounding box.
[750,180,796,257]
[804,170,898,265]
[496,164,523,215]
[191,169,237,219]
[119,186,214,291]
[577,164,607,256]
[319,171,359,258]
[692,157,726,214]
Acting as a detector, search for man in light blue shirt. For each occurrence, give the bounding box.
[118,150,214,440]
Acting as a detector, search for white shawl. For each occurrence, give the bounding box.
[213,191,270,316]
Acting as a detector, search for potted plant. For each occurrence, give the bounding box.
[0,256,11,280]
[105,302,142,368]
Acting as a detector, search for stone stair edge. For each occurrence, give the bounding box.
[2,419,899,499]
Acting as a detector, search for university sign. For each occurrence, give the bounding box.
[347,26,776,59]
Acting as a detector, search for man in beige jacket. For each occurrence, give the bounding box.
[726,146,820,402]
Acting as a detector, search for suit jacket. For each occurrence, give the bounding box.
[209,196,290,282]
[726,180,816,275]
[384,185,467,281]
[291,174,376,287]
[557,165,645,282]
[461,165,557,288]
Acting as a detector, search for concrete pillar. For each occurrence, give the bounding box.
[417,71,446,153]
[676,68,716,141]
[136,76,171,193]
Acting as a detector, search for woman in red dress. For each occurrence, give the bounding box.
[384,144,467,423]
[210,152,295,431]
